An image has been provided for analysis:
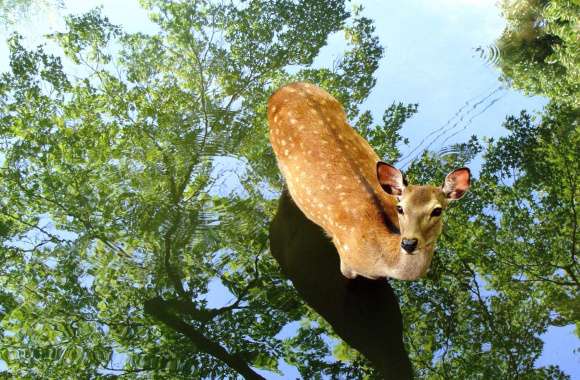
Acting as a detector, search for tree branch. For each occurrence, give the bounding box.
[144,297,265,380]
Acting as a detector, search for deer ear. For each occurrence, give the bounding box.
[442,167,471,200]
[377,162,406,196]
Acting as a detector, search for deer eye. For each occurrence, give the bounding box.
[396,205,404,215]
[431,207,443,217]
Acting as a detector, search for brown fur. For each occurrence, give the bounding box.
[268,82,464,280]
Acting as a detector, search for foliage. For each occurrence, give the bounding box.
[493,0,579,341]
[0,0,577,378]
[479,104,579,334]
[388,75,578,376]
[496,0,579,107]
[0,0,62,26]
[0,1,390,378]
[357,102,416,163]
[394,138,572,379]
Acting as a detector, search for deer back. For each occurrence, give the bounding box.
[268,82,401,278]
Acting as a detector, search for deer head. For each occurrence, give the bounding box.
[377,162,471,261]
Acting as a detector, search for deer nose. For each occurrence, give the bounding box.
[401,238,418,254]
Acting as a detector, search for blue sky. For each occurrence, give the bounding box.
[0,0,577,378]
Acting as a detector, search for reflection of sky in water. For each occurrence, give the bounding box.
[0,0,575,377]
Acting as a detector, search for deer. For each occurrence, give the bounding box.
[267,82,470,280]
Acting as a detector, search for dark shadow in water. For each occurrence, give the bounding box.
[269,190,413,379]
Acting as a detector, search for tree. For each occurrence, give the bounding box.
[376,138,569,379]
[492,0,579,341]
[477,104,579,334]
[389,6,580,369]
[1,0,576,378]
[496,0,579,107]
[0,0,62,26]
[0,1,386,378]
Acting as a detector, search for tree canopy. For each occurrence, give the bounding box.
[496,0,579,107]
[492,0,578,336]
[0,0,577,379]
[0,1,388,378]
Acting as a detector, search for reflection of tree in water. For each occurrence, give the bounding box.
[0,0,577,378]
[0,0,62,26]
[494,0,579,108]
[0,1,391,377]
